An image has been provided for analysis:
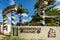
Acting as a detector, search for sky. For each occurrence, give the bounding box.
[0,0,60,24]
[0,0,37,24]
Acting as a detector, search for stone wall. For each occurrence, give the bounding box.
[14,26,60,40]
[0,23,11,35]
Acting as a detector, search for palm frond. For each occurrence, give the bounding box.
[16,4,28,14]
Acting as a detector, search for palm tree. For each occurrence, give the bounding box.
[16,4,28,26]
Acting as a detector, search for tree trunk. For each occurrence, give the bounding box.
[19,14,22,26]
[16,14,23,26]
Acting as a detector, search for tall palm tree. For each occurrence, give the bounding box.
[16,4,28,26]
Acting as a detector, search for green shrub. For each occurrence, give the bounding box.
[47,23,58,26]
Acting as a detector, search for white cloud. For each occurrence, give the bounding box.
[9,0,15,5]
[22,17,32,23]
[55,5,60,9]
[8,16,11,20]
[22,19,27,23]
[7,13,11,21]
[22,13,28,16]
[55,0,60,5]
[54,0,60,9]
[29,17,32,21]
[56,0,60,1]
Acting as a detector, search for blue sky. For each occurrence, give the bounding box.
[0,0,60,24]
[0,0,37,24]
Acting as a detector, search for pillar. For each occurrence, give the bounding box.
[40,11,45,26]
[3,15,7,30]
[11,13,15,26]
[11,12,18,36]
[11,12,15,36]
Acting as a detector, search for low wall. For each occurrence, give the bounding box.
[12,26,60,40]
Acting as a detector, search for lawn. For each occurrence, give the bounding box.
[0,36,45,40]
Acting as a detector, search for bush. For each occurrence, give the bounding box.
[46,23,58,26]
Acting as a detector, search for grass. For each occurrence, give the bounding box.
[0,36,45,40]
[0,37,25,40]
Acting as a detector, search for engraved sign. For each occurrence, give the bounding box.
[19,28,41,33]
[48,28,56,38]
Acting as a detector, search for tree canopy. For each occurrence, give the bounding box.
[34,0,55,9]
[45,8,60,16]
[30,7,60,26]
